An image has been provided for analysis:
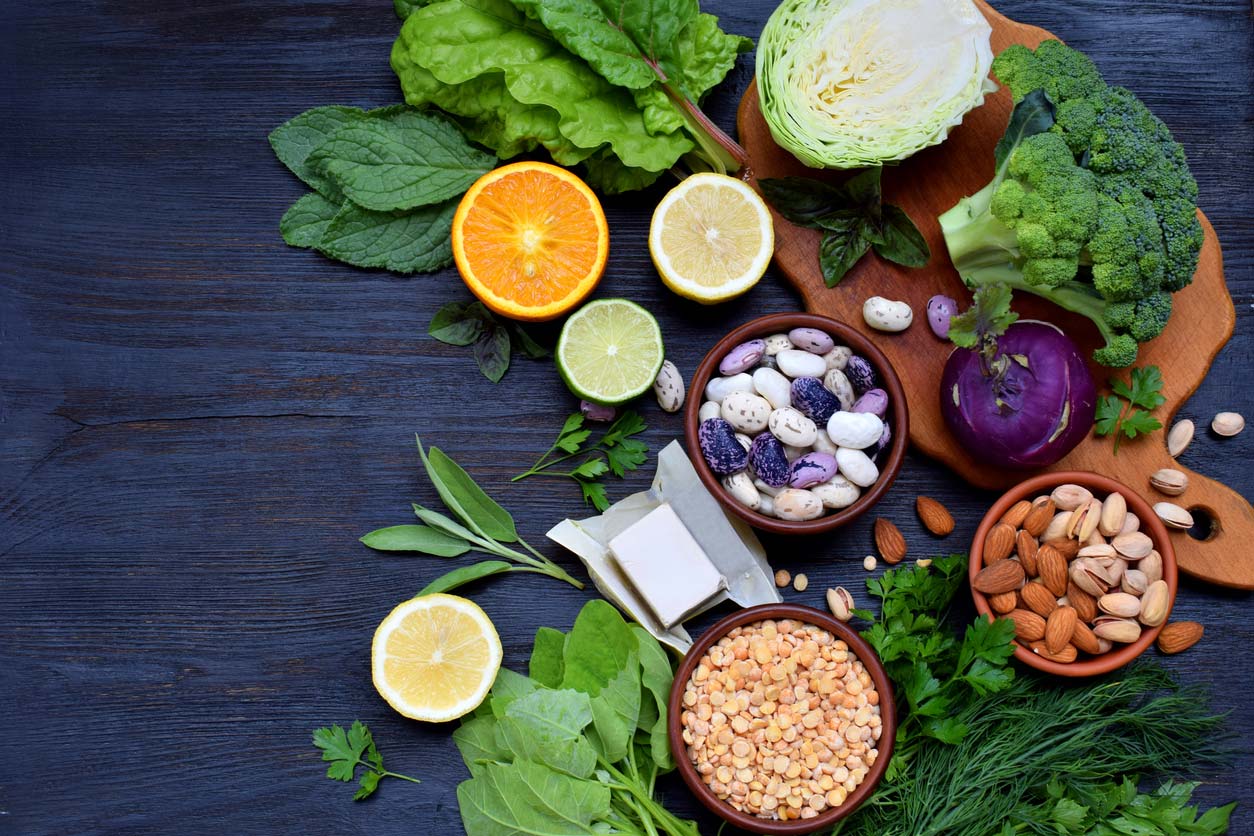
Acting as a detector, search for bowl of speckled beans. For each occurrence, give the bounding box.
[667,604,896,834]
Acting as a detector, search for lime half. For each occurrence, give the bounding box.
[556,299,665,405]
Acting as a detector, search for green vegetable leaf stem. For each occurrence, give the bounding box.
[312,721,420,800]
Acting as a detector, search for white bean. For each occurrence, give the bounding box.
[826,411,884,450]
[752,367,792,410]
[705,373,753,404]
[835,448,879,488]
[862,297,913,332]
[776,349,827,378]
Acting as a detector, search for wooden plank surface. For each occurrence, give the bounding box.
[0,0,1250,833]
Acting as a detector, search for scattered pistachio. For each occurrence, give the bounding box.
[1211,411,1244,437]
[826,587,854,622]
[1153,501,1194,530]
[915,558,933,569]
[1167,419,1194,457]
[1149,468,1188,496]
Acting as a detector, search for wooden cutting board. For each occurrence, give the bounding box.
[736,0,1252,588]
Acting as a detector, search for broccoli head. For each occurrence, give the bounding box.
[937,40,1202,367]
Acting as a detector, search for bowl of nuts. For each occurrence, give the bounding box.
[969,471,1179,677]
[684,312,908,535]
[668,604,896,834]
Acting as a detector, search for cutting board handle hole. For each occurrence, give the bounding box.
[1184,506,1220,542]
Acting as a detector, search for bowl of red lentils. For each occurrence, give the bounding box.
[667,604,896,834]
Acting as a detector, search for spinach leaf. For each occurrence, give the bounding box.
[269,105,365,200]
[632,624,675,769]
[457,759,611,835]
[317,199,456,273]
[309,109,494,212]
[418,438,519,543]
[359,524,470,556]
[417,560,513,595]
[451,716,507,776]
[561,599,637,695]
[279,192,340,249]
[498,690,598,778]
[586,654,641,763]
[529,627,568,689]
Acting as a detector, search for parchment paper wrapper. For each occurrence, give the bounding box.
[547,441,781,653]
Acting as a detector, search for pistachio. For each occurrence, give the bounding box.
[1119,512,1141,535]
[1139,579,1170,627]
[1098,492,1127,537]
[1050,483,1093,512]
[1121,569,1148,596]
[1085,529,1107,548]
[1141,550,1164,584]
[1066,499,1102,541]
[826,586,854,622]
[1150,468,1188,496]
[1154,501,1194,530]
[1167,419,1194,458]
[1099,557,1126,586]
[1070,558,1109,598]
[1112,531,1154,560]
[1098,592,1142,618]
[1078,544,1117,560]
[1093,617,1142,644]
[1211,411,1244,437]
[1041,511,1072,543]
[1096,637,1114,654]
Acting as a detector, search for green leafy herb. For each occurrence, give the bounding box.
[833,557,1233,836]
[513,412,649,511]
[312,721,421,801]
[428,300,550,383]
[361,436,584,593]
[453,600,697,836]
[758,169,930,286]
[1095,365,1165,452]
[271,105,486,274]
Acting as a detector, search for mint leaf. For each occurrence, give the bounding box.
[269,106,365,200]
[318,199,455,273]
[309,109,494,212]
[429,301,489,346]
[280,192,341,249]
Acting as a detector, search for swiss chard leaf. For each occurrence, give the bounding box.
[359,524,470,556]
[417,560,513,595]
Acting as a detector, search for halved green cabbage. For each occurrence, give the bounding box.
[757,0,995,168]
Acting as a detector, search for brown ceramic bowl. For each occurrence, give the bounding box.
[667,604,896,834]
[683,313,908,534]
[970,471,1178,677]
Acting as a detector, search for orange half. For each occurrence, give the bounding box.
[452,161,609,322]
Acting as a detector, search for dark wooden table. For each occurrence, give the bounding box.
[2,1,1251,833]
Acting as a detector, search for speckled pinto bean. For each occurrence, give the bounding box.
[681,619,881,821]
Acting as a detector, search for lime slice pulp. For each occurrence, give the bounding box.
[556,298,665,406]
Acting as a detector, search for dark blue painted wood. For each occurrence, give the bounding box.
[1,0,1250,833]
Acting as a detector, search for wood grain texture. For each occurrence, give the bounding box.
[737,1,1253,588]
[0,0,1250,833]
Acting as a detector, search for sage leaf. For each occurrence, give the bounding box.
[473,324,511,383]
[269,105,365,200]
[819,229,872,287]
[429,301,489,346]
[529,627,568,689]
[871,205,931,268]
[359,524,470,556]
[417,560,512,595]
[418,438,518,543]
[317,199,456,274]
[412,503,481,544]
[280,192,341,249]
[309,109,494,212]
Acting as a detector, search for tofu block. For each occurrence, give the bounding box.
[608,503,724,628]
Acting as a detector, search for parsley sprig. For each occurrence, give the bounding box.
[513,412,649,511]
[1095,365,1165,452]
[312,721,420,800]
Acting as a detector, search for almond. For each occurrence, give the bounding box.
[1016,529,1040,576]
[1045,606,1077,655]
[1037,544,1068,597]
[1020,582,1058,618]
[1022,497,1056,537]
[973,558,1025,595]
[1066,582,1098,623]
[1029,639,1077,664]
[1007,609,1046,642]
[1045,538,1080,560]
[1070,620,1102,655]
[874,518,907,564]
[982,522,1017,565]
[988,590,1018,614]
[916,496,955,536]
[999,499,1032,528]
[1156,620,1203,654]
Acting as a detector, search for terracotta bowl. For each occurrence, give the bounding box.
[683,312,908,535]
[667,604,896,835]
[969,471,1178,677]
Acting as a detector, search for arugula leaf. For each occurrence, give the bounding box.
[359,523,471,556]
[417,560,514,595]
[309,109,494,212]
[318,199,456,273]
[1094,366,1165,452]
[312,721,420,800]
[280,192,341,249]
[269,106,365,200]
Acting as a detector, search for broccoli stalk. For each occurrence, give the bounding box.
[938,41,1202,367]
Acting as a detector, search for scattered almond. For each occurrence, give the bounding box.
[1156,620,1203,654]
[973,559,1025,595]
[916,496,955,536]
[1047,538,1080,560]
[1008,609,1046,642]
[874,518,907,565]
[982,522,1017,564]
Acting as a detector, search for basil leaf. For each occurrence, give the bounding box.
[280,192,341,249]
[509,323,551,359]
[412,503,482,543]
[429,301,488,346]
[417,560,513,595]
[318,199,456,274]
[473,324,511,383]
[819,229,872,287]
[871,205,931,268]
[269,105,365,200]
[995,88,1056,171]
[360,524,470,556]
[309,109,494,212]
[836,167,883,213]
[757,176,845,227]
[417,437,518,543]
[529,627,568,689]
